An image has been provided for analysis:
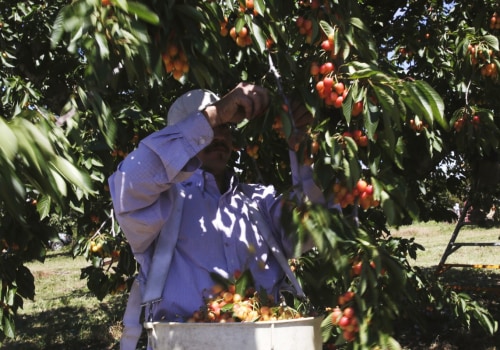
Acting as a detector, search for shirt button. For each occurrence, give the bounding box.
[199,137,206,145]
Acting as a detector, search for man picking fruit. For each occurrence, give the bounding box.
[109,82,324,349]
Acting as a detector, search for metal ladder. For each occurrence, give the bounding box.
[436,197,500,274]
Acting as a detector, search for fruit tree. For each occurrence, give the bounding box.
[1,0,499,348]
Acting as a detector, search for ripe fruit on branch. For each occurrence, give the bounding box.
[454,116,466,132]
[351,101,363,117]
[338,291,354,306]
[239,0,259,16]
[332,179,378,210]
[230,26,253,47]
[357,135,368,147]
[321,39,333,52]
[330,306,342,325]
[311,140,320,155]
[356,179,367,194]
[333,95,344,109]
[265,37,274,50]
[320,62,335,75]
[364,184,373,195]
[314,74,345,108]
[409,118,427,132]
[490,12,500,30]
[246,144,259,159]
[480,62,498,79]
[347,129,369,148]
[334,82,345,95]
[351,261,362,276]
[90,240,103,254]
[272,115,285,139]
[330,295,359,342]
[296,16,313,43]
[162,43,189,81]
[220,17,229,37]
[310,62,320,76]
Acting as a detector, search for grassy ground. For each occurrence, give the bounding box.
[2,221,500,349]
[392,220,500,268]
[391,221,500,350]
[2,251,129,349]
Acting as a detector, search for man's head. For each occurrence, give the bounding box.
[167,89,235,176]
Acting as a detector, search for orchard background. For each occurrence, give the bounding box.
[1,0,500,348]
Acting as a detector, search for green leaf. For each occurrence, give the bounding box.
[234,269,255,297]
[254,0,265,16]
[482,34,499,51]
[342,85,354,125]
[175,4,206,23]
[12,125,44,174]
[127,1,160,25]
[400,80,446,130]
[319,20,334,37]
[17,117,55,157]
[349,17,369,32]
[346,61,381,79]
[36,195,52,220]
[320,314,333,343]
[250,22,266,54]
[50,156,94,194]
[365,99,381,139]
[380,334,402,350]
[3,315,15,339]
[235,17,246,34]
[95,32,110,58]
[0,118,18,160]
[16,265,35,300]
[49,167,68,197]
[0,166,26,224]
[50,9,66,48]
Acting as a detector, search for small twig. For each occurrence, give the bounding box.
[90,216,112,241]
[267,54,297,133]
[267,53,304,202]
[465,78,472,106]
[110,208,116,237]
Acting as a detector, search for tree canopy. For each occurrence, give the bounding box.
[0,0,499,347]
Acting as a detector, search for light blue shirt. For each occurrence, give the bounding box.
[109,111,322,322]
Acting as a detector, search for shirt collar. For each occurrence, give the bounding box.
[190,168,240,195]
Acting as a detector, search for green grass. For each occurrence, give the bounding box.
[2,250,129,350]
[2,221,500,349]
[392,221,500,268]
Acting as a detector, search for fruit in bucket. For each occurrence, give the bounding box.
[187,270,307,323]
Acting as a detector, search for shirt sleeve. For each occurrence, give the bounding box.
[108,112,213,253]
[298,164,326,205]
[261,163,325,258]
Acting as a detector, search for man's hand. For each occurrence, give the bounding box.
[202,83,270,127]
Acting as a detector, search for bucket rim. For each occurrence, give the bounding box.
[144,316,322,328]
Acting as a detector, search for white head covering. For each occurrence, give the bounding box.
[167,89,219,125]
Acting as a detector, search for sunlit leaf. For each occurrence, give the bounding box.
[51,156,94,194]
[0,118,18,160]
[95,32,109,58]
[127,1,160,25]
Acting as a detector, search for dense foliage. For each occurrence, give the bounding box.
[1,0,499,348]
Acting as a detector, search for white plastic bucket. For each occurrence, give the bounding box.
[145,316,323,350]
